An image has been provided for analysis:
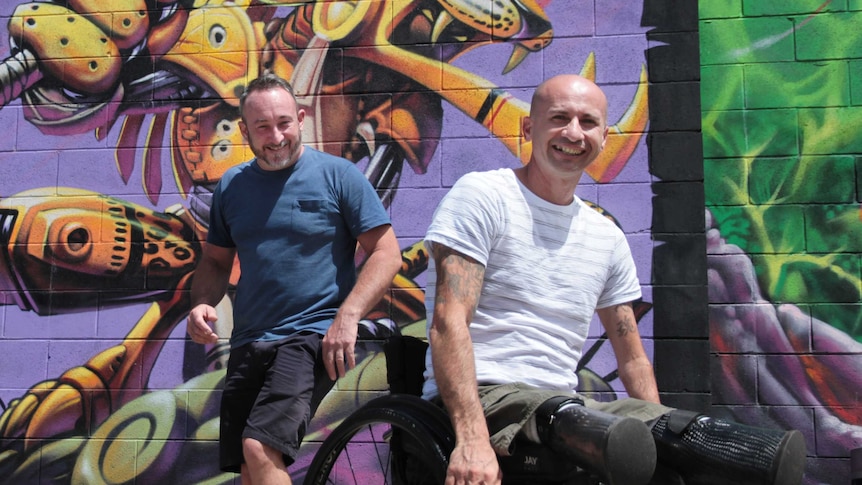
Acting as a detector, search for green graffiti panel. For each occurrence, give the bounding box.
[805,204,862,252]
[700,17,796,65]
[704,157,748,205]
[709,204,806,254]
[704,5,862,482]
[749,156,856,204]
[796,12,862,60]
[743,61,849,109]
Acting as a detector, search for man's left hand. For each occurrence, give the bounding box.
[322,316,359,380]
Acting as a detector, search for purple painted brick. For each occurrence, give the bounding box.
[597,182,653,233]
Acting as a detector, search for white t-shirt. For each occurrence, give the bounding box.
[422,168,641,398]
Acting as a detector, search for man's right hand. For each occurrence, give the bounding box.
[187,304,219,344]
[445,440,502,485]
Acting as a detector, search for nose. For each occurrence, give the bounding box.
[562,118,585,142]
[267,125,285,144]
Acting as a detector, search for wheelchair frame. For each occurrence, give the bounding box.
[303,336,600,485]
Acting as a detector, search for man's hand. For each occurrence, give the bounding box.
[445,440,502,485]
[322,314,359,380]
[187,304,220,344]
[321,224,400,381]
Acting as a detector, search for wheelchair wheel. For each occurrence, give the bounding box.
[304,394,454,485]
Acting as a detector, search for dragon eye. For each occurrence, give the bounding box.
[211,140,233,161]
[208,24,227,48]
[216,119,236,137]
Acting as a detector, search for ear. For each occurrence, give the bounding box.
[521,115,532,142]
[297,108,306,127]
[600,125,609,150]
[238,119,248,140]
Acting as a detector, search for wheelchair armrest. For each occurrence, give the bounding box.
[384,335,429,396]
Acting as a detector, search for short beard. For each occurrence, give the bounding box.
[254,143,300,170]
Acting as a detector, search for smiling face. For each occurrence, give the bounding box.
[522,75,609,180]
[238,86,305,171]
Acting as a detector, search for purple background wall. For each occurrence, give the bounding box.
[0,1,856,484]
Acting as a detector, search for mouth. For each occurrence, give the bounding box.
[267,141,287,149]
[554,144,586,156]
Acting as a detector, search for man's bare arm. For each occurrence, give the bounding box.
[597,302,661,403]
[428,243,502,484]
[323,224,401,380]
[187,243,236,345]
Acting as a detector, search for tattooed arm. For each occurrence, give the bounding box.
[597,302,661,403]
[428,242,503,485]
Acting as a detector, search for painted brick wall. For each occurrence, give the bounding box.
[9,0,856,483]
[701,1,862,483]
[0,2,673,482]
[644,0,711,415]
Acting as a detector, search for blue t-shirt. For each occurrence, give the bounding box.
[207,147,391,348]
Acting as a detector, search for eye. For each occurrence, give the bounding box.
[216,119,235,137]
[211,140,233,161]
[209,24,227,48]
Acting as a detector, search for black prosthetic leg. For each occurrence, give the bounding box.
[650,410,806,485]
[536,397,656,485]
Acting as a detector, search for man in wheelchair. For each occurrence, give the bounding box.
[419,74,806,485]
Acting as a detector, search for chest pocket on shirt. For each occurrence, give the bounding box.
[292,199,339,237]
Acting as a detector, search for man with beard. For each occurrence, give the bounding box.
[187,73,401,484]
[422,74,806,485]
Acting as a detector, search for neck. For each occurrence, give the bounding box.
[515,164,582,206]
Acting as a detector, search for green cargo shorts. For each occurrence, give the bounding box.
[475,383,673,456]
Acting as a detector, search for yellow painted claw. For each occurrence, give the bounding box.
[0,275,191,455]
[9,3,122,94]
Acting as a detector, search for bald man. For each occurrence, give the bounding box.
[421,75,805,485]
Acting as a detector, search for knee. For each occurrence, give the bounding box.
[534,396,583,443]
[649,409,700,437]
[242,437,283,468]
[242,437,265,462]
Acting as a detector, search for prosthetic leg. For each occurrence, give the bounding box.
[536,398,657,485]
[649,410,806,485]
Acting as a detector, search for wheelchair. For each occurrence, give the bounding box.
[303,335,618,485]
[303,334,805,485]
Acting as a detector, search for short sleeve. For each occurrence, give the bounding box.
[206,176,235,248]
[596,234,641,309]
[425,172,504,266]
[338,161,391,237]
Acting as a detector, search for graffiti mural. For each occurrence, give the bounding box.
[702,2,862,483]
[0,1,653,483]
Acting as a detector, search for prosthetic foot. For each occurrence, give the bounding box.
[650,410,806,485]
[537,398,656,485]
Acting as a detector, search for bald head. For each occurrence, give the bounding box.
[519,73,611,198]
[530,74,608,126]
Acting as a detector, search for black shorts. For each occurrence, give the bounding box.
[219,331,335,473]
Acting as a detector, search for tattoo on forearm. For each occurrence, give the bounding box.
[432,245,483,312]
[614,304,637,337]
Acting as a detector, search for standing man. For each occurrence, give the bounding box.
[422,74,805,485]
[187,73,401,484]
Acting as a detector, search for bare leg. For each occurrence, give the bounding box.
[241,437,292,485]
